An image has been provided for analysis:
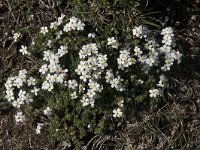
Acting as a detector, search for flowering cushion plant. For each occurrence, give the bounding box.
[5,15,182,148]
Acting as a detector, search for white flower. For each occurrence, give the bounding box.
[48,62,59,73]
[26,93,33,104]
[109,76,124,91]
[31,87,40,96]
[28,15,34,21]
[13,99,23,108]
[110,78,120,88]
[19,69,27,80]
[161,27,175,46]
[164,57,174,68]
[5,89,15,102]
[157,75,167,87]
[57,74,65,84]
[13,32,21,42]
[88,33,96,38]
[105,70,114,83]
[132,26,149,38]
[162,35,173,46]
[145,39,158,51]
[145,57,155,67]
[57,14,65,25]
[57,45,68,57]
[80,95,90,106]
[77,21,85,30]
[27,77,36,86]
[80,71,90,82]
[5,77,14,89]
[88,80,101,92]
[118,100,124,107]
[49,74,58,83]
[138,55,146,63]
[117,49,133,70]
[55,31,63,39]
[15,77,23,88]
[80,94,94,107]
[138,79,144,84]
[71,91,78,99]
[63,23,72,32]
[107,37,119,49]
[161,27,174,37]
[47,40,52,48]
[113,108,123,118]
[174,51,182,64]
[12,99,23,108]
[36,123,43,134]
[79,43,98,59]
[63,17,85,32]
[44,107,52,116]
[15,112,25,123]
[89,99,95,107]
[134,46,143,56]
[18,90,27,101]
[19,45,30,55]
[149,89,160,98]
[43,50,53,61]
[68,80,78,90]
[87,89,96,99]
[160,45,171,53]
[97,54,108,69]
[39,64,48,74]
[40,26,48,35]
[50,22,58,29]
[107,37,116,45]
[42,81,54,91]
[161,64,170,71]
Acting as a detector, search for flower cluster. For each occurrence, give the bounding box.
[5,69,32,107]
[160,27,182,71]
[63,16,85,32]
[117,48,135,70]
[78,43,98,59]
[76,43,107,106]
[5,16,182,140]
[132,26,182,77]
[40,47,68,92]
[5,69,37,123]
